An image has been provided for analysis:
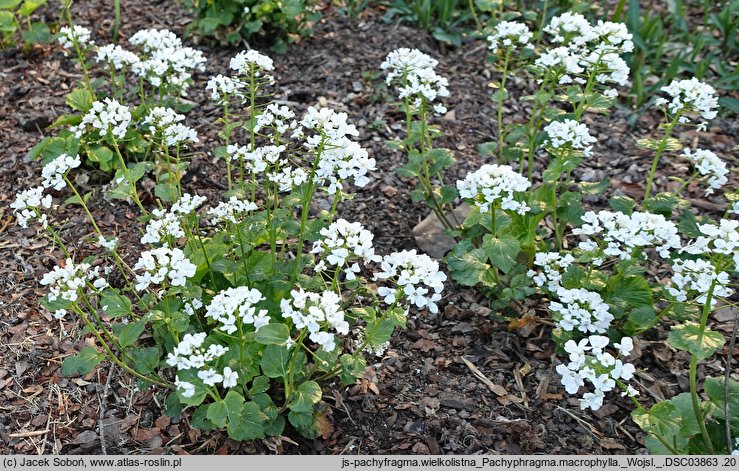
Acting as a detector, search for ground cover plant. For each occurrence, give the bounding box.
[0,0,737,456]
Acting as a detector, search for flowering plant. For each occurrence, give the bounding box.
[381,11,738,455]
[17,44,446,441]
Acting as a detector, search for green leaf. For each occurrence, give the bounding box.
[175,369,208,407]
[483,234,520,274]
[131,347,160,374]
[118,319,146,348]
[632,401,681,437]
[668,323,725,360]
[101,290,132,318]
[705,377,739,412]
[21,21,51,44]
[0,11,17,35]
[339,354,366,385]
[248,375,270,396]
[61,346,105,376]
[445,240,495,287]
[17,0,45,16]
[87,146,114,171]
[254,323,288,345]
[0,0,22,10]
[608,195,635,214]
[477,141,497,156]
[227,401,267,441]
[66,88,93,112]
[605,275,653,311]
[644,192,680,217]
[288,410,318,439]
[557,192,584,226]
[164,391,183,418]
[208,390,245,428]
[260,344,290,378]
[426,148,455,175]
[289,380,322,413]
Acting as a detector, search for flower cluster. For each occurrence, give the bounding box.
[58,25,94,50]
[682,219,739,269]
[205,287,270,334]
[254,103,295,135]
[228,144,285,174]
[268,166,309,193]
[556,336,637,410]
[374,250,447,314]
[668,259,733,307]
[133,247,196,292]
[654,78,719,122]
[456,164,531,214]
[527,252,576,292]
[537,14,632,89]
[280,289,349,352]
[72,98,131,140]
[572,211,681,261]
[141,193,206,245]
[381,48,449,114]
[41,154,81,191]
[311,219,381,279]
[129,29,206,91]
[40,258,108,318]
[230,49,275,75]
[299,107,376,194]
[96,44,140,70]
[168,333,237,396]
[208,197,258,225]
[144,107,199,147]
[543,119,596,156]
[11,187,53,228]
[488,21,533,52]
[550,288,614,334]
[681,148,728,195]
[205,74,245,103]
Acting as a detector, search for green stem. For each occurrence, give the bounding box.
[643,111,682,203]
[63,2,95,100]
[110,133,148,215]
[688,279,717,454]
[496,49,512,162]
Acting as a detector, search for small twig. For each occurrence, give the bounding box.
[98,365,115,455]
[555,406,603,439]
[9,430,49,438]
[725,309,738,453]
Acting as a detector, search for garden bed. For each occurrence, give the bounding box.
[0,0,737,456]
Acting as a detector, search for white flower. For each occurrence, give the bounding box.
[311,219,381,279]
[254,103,296,135]
[58,25,94,50]
[73,98,131,140]
[280,289,348,352]
[222,367,239,388]
[579,390,604,410]
[380,48,439,85]
[206,286,269,335]
[230,49,274,74]
[658,78,719,121]
[198,368,224,386]
[144,107,185,129]
[545,12,596,46]
[40,258,107,303]
[206,74,245,102]
[572,210,681,259]
[614,337,633,357]
[457,164,531,214]
[11,186,53,229]
[141,208,184,246]
[668,259,733,306]
[96,44,139,69]
[133,247,196,292]
[682,148,728,195]
[98,235,119,252]
[544,119,596,156]
[527,252,576,292]
[488,21,532,51]
[550,288,614,334]
[175,377,195,397]
[267,166,309,193]
[208,197,258,225]
[129,29,206,92]
[41,154,81,191]
[373,250,446,314]
[682,219,739,270]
